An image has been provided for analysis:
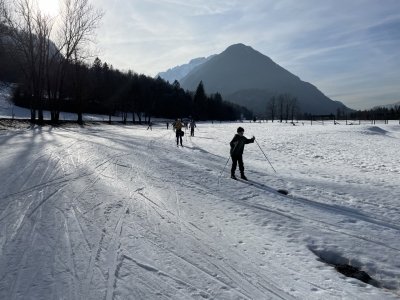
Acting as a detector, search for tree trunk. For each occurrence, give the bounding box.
[77,112,83,124]
[30,108,36,123]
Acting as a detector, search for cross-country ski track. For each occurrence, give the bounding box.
[1,123,399,299]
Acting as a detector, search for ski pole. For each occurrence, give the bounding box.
[218,156,231,184]
[255,139,277,173]
[218,141,239,184]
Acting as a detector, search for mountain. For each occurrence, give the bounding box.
[157,55,216,83]
[178,43,350,116]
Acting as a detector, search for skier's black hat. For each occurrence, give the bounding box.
[237,127,244,133]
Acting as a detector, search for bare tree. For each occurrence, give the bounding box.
[267,96,276,122]
[275,93,298,123]
[277,94,285,122]
[1,0,53,123]
[0,0,6,26]
[48,0,103,123]
[0,0,5,51]
[34,11,53,121]
[284,95,290,122]
[290,97,298,122]
[0,0,5,27]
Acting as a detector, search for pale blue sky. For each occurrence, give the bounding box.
[94,0,400,109]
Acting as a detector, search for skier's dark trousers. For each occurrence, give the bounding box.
[230,127,255,180]
[189,120,196,137]
[173,119,184,146]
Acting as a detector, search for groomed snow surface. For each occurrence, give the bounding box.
[1,119,399,300]
[1,83,400,299]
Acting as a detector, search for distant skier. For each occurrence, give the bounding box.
[173,119,184,146]
[189,120,196,137]
[166,122,169,130]
[147,121,153,130]
[230,127,255,180]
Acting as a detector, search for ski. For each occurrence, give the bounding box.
[236,178,289,195]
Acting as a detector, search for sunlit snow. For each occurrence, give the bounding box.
[1,84,399,299]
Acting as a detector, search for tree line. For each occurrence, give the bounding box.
[347,106,400,121]
[265,94,400,122]
[0,0,251,124]
[11,56,252,123]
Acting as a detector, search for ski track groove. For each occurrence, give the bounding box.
[289,194,400,232]
[230,190,400,254]
[169,251,254,299]
[8,203,58,253]
[121,254,214,299]
[82,228,106,299]
[105,205,127,300]
[37,152,54,184]
[82,201,104,215]
[6,194,36,241]
[63,212,80,300]
[242,199,400,252]
[0,174,73,201]
[27,184,67,218]
[8,221,37,300]
[71,206,92,252]
[239,180,400,236]
[175,189,182,232]
[18,157,44,192]
[137,193,172,223]
[8,151,50,181]
[81,201,127,298]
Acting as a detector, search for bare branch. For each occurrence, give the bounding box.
[1,0,55,122]
[57,0,104,62]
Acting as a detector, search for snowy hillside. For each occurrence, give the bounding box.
[0,82,28,118]
[0,120,399,299]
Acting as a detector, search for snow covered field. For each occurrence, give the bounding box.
[1,81,400,299]
[1,118,400,299]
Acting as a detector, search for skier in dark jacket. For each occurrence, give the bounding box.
[230,127,255,180]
